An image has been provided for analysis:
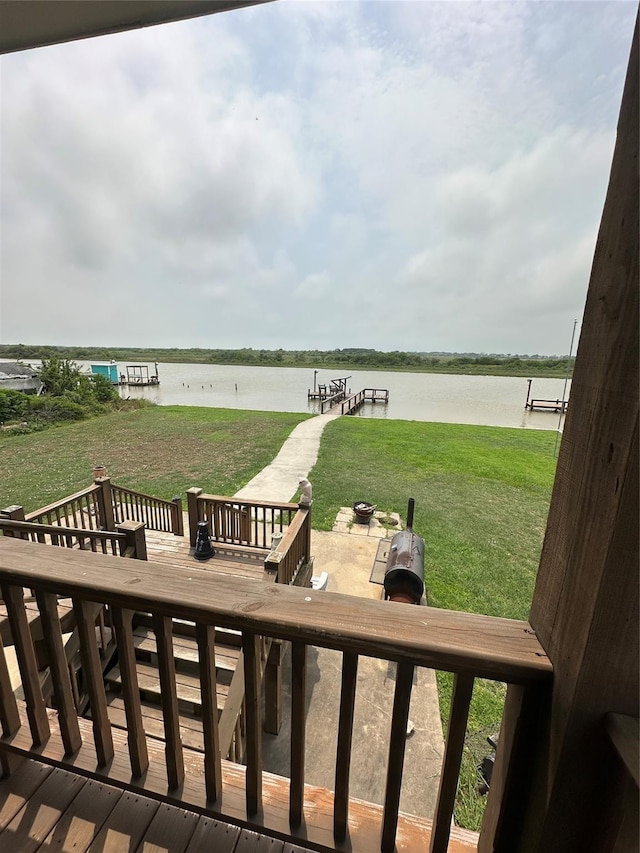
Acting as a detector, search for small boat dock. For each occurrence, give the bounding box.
[91,362,160,387]
[307,375,389,415]
[525,379,568,413]
[525,398,568,413]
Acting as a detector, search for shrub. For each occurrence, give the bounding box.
[0,389,28,423]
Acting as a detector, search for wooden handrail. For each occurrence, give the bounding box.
[188,490,298,549]
[0,518,143,558]
[0,537,552,852]
[264,507,311,584]
[109,481,183,536]
[24,485,102,530]
[24,485,100,522]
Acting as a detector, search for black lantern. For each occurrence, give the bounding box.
[194,520,215,561]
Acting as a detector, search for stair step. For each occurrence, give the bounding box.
[132,614,242,647]
[103,696,205,752]
[132,626,240,673]
[105,662,229,712]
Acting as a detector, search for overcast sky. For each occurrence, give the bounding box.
[0,2,636,355]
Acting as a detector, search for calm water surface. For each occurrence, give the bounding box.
[102,362,569,431]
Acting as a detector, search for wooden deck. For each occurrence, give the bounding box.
[0,757,315,853]
[144,528,273,582]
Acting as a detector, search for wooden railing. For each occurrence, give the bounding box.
[0,517,147,560]
[23,485,102,529]
[186,489,298,550]
[320,390,346,413]
[107,479,183,536]
[0,537,552,853]
[263,507,311,584]
[12,479,183,537]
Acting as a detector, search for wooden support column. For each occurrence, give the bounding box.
[2,584,50,746]
[116,520,147,560]
[480,18,639,853]
[94,477,115,531]
[186,488,203,547]
[171,495,184,536]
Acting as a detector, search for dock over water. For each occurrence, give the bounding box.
[307,376,389,415]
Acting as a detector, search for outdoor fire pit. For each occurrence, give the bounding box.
[353,501,376,524]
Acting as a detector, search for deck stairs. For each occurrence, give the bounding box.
[100,616,247,762]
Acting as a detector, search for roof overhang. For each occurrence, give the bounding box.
[0,0,273,55]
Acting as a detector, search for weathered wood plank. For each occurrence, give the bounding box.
[0,759,53,830]
[0,766,85,852]
[429,673,474,853]
[0,538,551,684]
[35,590,82,756]
[185,815,241,851]
[153,615,185,790]
[39,778,122,851]
[289,641,306,829]
[243,632,262,816]
[138,801,200,852]
[74,599,113,767]
[381,661,415,853]
[196,623,222,803]
[0,703,479,853]
[110,606,149,777]
[334,650,358,843]
[1,584,50,746]
[0,632,20,737]
[87,789,160,852]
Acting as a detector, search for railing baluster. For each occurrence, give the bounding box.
[153,615,185,789]
[196,623,222,803]
[74,599,114,766]
[111,606,149,777]
[334,651,358,843]
[381,660,415,853]
[1,584,50,746]
[243,631,262,816]
[429,672,474,853]
[0,632,20,736]
[290,641,307,828]
[35,590,82,755]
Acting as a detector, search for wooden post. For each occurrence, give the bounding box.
[264,641,283,735]
[171,495,184,537]
[116,520,147,560]
[186,487,203,547]
[94,477,115,531]
[243,632,263,816]
[1,583,50,747]
[0,506,26,539]
[111,606,149,778]
[480,18,639,852]
[35,590,82,756]
[0,506,25,521]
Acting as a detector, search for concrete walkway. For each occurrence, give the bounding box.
[233,413,339,504]
[234,413,444,818]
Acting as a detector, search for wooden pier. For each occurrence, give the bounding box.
[525,398,568,413]
[524,379,568,413]
[324,388,389,415]
[309,376,389,415]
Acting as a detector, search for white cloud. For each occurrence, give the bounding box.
[0,1,636,353]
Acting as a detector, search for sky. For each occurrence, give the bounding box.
[0,1,636,356]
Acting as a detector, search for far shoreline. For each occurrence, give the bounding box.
[0,345,574,379]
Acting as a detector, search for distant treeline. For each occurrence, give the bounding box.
[0,345,574,377]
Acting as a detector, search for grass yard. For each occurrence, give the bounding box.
[1,406,556,830]
[308,417,557,829]
[0,406,310,513]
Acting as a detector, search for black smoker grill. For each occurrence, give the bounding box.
[383,498,425,605]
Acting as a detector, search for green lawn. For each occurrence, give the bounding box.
[308,417,557,828]
[0,407,556,830]
[0,406,310,513]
